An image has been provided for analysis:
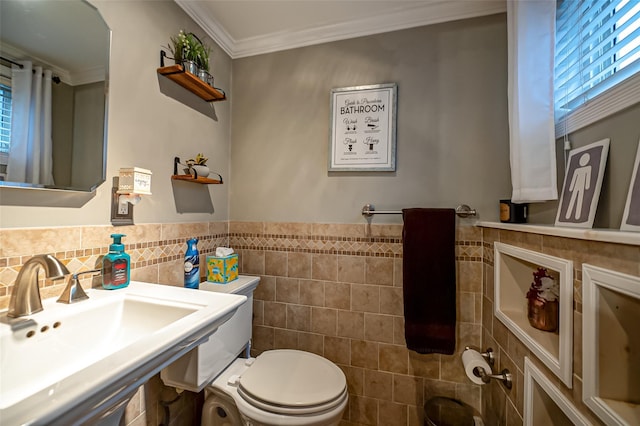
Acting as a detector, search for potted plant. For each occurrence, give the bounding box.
[169,30,209,75]
[196,43,213,86]
[186,153,209,178]
[195,42,211,83]
[526,267,559,331]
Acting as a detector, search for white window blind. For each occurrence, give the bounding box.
[554,0,640,135]
[0,83,10,154]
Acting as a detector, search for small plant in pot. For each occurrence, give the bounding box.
[526,267,559,332]
[169,30,209,75]
[195,42,212,83]
[186,153,210,178]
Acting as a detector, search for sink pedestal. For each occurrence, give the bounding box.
[86,390,137,426]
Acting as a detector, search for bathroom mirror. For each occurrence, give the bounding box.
[0,0,110,192]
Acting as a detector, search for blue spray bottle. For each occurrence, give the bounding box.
[184,238,200,289]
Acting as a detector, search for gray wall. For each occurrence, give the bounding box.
[51,81,105,190]
[5,6,638,230]
[230,15,511,224]
[581,103,640,228]
[52,82,74,187]
[72,82,104,189]
[530,103,640,228]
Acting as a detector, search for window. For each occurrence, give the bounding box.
[0,82,10,154]
[0,82,10,180]
[554,0,640,136]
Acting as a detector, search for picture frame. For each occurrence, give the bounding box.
[328,83,397,171]
[555,138,610,228]
[621,139,640,231]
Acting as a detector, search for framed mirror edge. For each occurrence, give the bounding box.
[0,184,98,208]
[0,0,111,194]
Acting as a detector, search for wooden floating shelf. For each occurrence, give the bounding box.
[171,175,223,184]
[157,65,226,102]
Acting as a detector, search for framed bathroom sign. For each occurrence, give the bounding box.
[555,139,610,228]
[328,83,397,171]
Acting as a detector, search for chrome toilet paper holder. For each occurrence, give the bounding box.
[464,347,512,389]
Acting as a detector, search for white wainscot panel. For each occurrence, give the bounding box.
[494,242,573,387]
[583,264,640,426]
[524,357,592,426]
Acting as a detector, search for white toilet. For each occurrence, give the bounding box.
[161,276,348,426]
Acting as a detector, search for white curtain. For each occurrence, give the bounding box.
[507,0,558,203]
[7,61,54,185]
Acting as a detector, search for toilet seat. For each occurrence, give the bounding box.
[209,349,348,425]
[236,350,347,416]
[238,390,348,416]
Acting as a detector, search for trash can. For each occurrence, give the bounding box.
[424,397,476,426]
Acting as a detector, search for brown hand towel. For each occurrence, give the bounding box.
[402,208,456,355]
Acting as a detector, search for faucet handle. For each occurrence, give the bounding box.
[57,269,100,304]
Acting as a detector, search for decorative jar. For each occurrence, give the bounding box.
[190,165,210,178]
[183,60,197,75]
[198,69,209,83]
[527,298,558,332]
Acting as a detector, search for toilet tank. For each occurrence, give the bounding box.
[160,275,260,392]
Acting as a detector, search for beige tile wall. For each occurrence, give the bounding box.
[0,221,228,426]
[480,228,640,426]
[230,221,485,426]
[0,222,228,309]
[10,222,624,425]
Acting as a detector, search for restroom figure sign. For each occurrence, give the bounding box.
[565,153,591,221]
[621,139,640,231]
[555,139,610,229]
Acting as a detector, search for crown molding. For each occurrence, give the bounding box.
[70,66,106,86]
[0,41,105,86]
[0,42,72,85]
[175,0,237,58]
[176,1,506,59]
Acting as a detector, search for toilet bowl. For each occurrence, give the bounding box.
[161,276,348,426]
[202,389,243,426]
[204,350,348,426]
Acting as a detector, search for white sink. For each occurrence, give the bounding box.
[0,281,246,425]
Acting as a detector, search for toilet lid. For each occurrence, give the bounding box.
[238,350,346,410]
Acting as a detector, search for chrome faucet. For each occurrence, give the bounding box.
[8,254,70,318]
[57,269,100,304]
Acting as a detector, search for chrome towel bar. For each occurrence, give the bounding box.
[361,204,477,218]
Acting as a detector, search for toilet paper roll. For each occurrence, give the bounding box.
[461,349,492,385]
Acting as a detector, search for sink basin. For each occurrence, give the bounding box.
[0,281,246,425]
